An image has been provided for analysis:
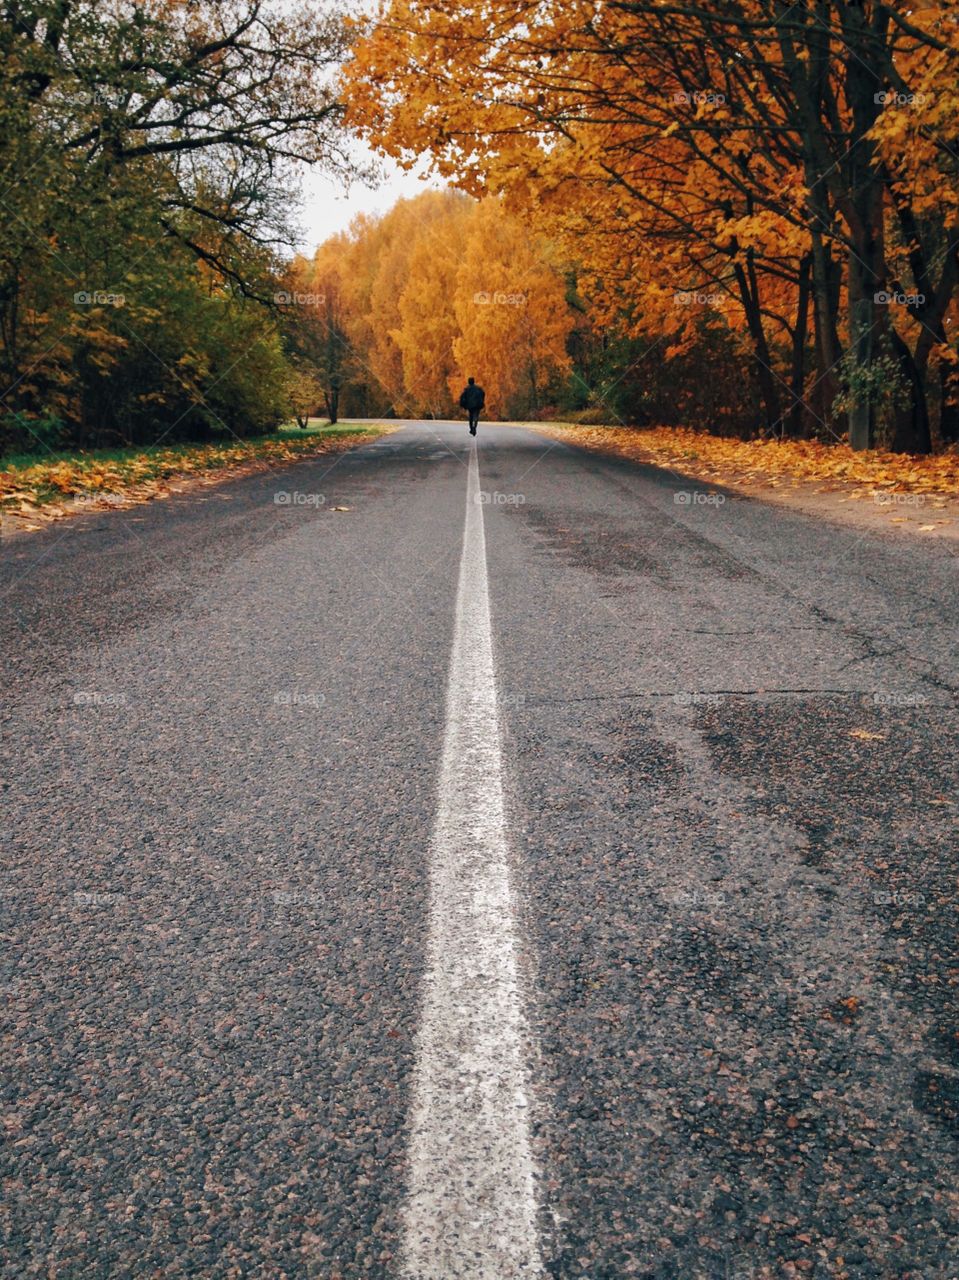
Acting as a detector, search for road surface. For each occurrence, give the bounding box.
[2,421,957,1279]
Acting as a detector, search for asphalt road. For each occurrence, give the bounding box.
[2,421,957,1280]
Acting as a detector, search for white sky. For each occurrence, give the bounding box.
[296,146,445,251]
[284,0,447,251]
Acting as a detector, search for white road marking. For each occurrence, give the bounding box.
[402,442,543,1279]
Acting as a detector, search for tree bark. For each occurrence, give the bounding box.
[808,226,842,432]
[846,246,879,451]
[786,253,812,437]
[733,254,782,432]
[940,365,959,444]
[889,330,931,453]
[840,1,889,450]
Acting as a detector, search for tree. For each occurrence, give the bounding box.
[0,0,359,448]
[279,243,354,425]
[450,200,571,418]
[394,193,473,416]
[344,0,959,452]
[291,192,574,421]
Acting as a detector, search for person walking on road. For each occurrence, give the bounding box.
[459,377,486,436]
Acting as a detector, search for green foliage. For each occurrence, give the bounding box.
[557,317,759,434]
[0,413,68,456]
[0,1,354,453]
[832,348,911,446]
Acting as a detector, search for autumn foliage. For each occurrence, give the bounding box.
[0,427,388,522]
[345,1,959,453]
[5,2,959,460]
[532,423,959,503]
[284,191,574,420]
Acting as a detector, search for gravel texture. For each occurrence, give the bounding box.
[2,422,957,1279]
[482,432,959,1280]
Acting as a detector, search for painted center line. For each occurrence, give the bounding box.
[402,442,543,1279]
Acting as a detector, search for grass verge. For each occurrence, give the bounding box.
[0,421,392,524]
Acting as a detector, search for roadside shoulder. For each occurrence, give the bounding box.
[523,422,959,543]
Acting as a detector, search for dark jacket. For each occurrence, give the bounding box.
[459,383,486,411]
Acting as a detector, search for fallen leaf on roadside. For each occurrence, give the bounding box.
[821,995,862,1024]
[530,423,959,499]
[849,729,886,741]
[0,430,392,525]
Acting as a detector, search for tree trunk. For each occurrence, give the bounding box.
[940,364,959,444]
[808,227,842,432]
[889,331,931,453]
[733,256,782,432]
[786,253,812,437]
[846,248,877,451]
[840,1,888,451]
